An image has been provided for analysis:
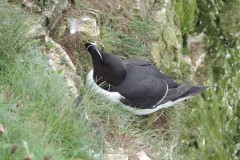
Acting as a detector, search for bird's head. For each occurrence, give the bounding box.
[85,42,103,62]
[84,42,127,87]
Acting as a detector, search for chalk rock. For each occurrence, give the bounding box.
[45,36,80,97]
[69,16,100,37]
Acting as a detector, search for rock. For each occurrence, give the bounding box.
[154,9,166,23]
[69,16,100,37]
[180,55,195,80]
[45,36,76,72]
[151,42,161,65]
[22,0,41,12]
[154,0,170,23]
[139,0,147,20]
[106,154,129,160]
[27,16,46,38]
[129,0,147,19]
[0,124,6,135]
[43,0,69,31]
[136,150,151,160]
[45,36,81,97]
[105,148,129,160]
[187,33,205,69]
[180,55,193,67]
[187,33,204,49]
[130,0,141,13]
[88,149,101,159]
[151,0,186,80]
[0,0,8,3]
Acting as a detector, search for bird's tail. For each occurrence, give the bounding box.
[178,85,209,99]
[159,81,209,104]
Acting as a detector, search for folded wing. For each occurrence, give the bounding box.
[118,77,168,109]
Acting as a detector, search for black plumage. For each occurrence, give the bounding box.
[85,43,208,115]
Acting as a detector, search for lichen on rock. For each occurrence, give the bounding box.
[151,0,193,82]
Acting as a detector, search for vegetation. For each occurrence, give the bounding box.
[174,0,197,46]
[0,2,175,159]
[0,4,101,159]
[1,0,239,160]
[173,0,240,159]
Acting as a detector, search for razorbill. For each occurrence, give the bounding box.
[85,43,208,115]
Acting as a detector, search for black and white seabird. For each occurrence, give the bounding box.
[85,43,208,115]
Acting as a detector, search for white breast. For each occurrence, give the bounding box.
[86,70,125,103]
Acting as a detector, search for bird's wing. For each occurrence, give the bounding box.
[119,77,168,109]
[158,81,201,105]
[123,59,151,66]
[124,59,179,88]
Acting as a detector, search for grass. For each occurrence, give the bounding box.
[172,40,240,160]
[58,0,186,158]
[39,0,53,9]
[3,1,239,160]
[99,18,157,60]
[0,4,101,159]
[69,1,180,158]
[174,0,197,47]
[171,1,240,159]
[172,1,240,157]
[66,1,240,159]
[77,84,177,159]
[1,2,178,159]
[174,41,240,159]
[0,5,32,70]
[74,0,159,61]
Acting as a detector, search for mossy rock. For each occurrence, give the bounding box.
[152,0,193,82]
[196,1,240,45]
[174,0,197,36]
[218,1,240,43]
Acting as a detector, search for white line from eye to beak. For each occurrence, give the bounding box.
[86,45,103,61]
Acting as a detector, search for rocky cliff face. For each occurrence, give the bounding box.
[22,0,197,90]
[2,0,240,159]
[3,0,199,159]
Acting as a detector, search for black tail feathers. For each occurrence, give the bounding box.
[179,85,209,99]
[159,82,209,105]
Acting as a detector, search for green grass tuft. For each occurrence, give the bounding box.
[0,4,102,159]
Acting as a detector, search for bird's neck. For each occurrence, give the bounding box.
[93,63,127,88]
[88,48,127,88]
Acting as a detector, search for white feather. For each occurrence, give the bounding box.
[86,70,124,102]
[69,18,78,35]
[123,96,191,115]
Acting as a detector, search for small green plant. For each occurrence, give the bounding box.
[173,43,240,159]
[0,4,101,159]
[0,4,33,70]
[174,0,197,47]
[39,0,53,9]
[172,1,240,158]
